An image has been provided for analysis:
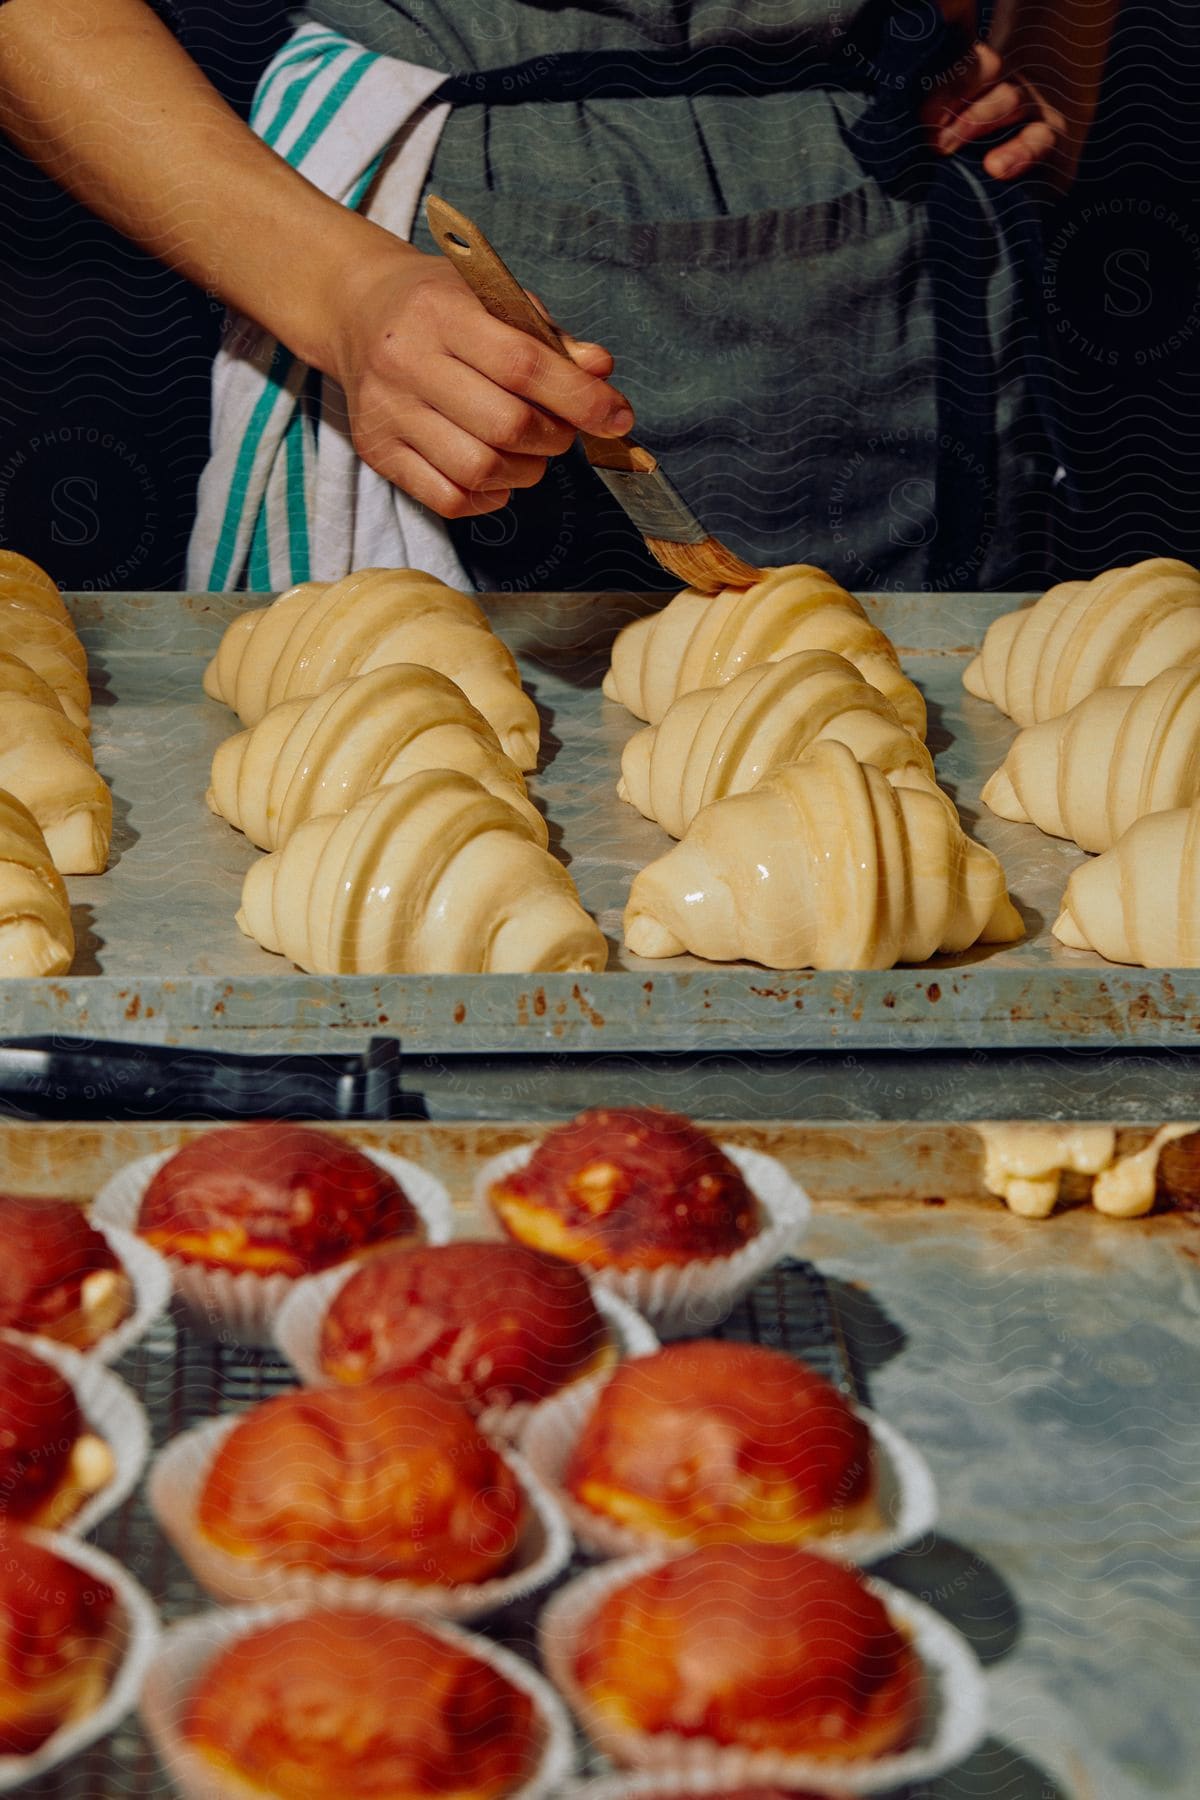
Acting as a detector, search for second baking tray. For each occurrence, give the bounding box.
[7,586,1199,1052]
[11,1115,1200,1799]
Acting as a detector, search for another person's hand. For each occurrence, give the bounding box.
[923,41,1066,182]
[328,248,632,519]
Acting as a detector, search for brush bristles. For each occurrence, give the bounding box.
[644,535,763,596]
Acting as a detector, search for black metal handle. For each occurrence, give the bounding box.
[0,1036,425,1121]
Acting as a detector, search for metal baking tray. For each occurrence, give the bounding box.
[8,1118,849,1797]
[6,587,1199,1052]
[7,1115,1197,1800]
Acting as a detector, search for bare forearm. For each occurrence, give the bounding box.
[0,0,412,372]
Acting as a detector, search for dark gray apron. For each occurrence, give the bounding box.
[302,1,1049,592]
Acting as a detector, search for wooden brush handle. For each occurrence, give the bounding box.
[425,194,655,476]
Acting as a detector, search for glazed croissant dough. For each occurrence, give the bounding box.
[0,657,111,873]
[209,664,545,850]
[0,549,63,601]
[0,587,91,732]
[964,557,1200,726]
[203,567,540,770]
[237,768,606,975]
[624,739,1022,970]
[620,648,933,838]
[602,564,927,738]
[0,788,75,977]
[984,666,1200,853]
[1054,799,1200,967]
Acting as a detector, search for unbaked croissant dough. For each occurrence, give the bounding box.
[983,666,1200,853]
[624,739,1021,970]
[0,562,72,628]
[620,648,934,838]
[0,550,62,592]
[1053,799,1200,966]
[237,768,606,974]
[209,663,546,850]
[0,651,68,715]
[0,788,75,977]
[602,564,926,737]
[0,669,111,873]
[0,593,90,731]
[202,567,540,770]
[975,1123,1117,1219]
[963,557,1200,726]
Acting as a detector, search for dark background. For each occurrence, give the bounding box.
[0,0,1197,592]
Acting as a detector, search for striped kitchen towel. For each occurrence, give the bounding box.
[187,22,468,593]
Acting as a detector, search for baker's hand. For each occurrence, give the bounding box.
[329,247,631,519]
[923,42,1066,181]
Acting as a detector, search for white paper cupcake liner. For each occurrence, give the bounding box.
[273,1260,658,1439]
[92,1145,454,1348]
[0,1529,159,1794]
[474,1142,811,1337]
[520,1374,937,1566]
[148,1412,573,1622]
[140,1600,577,1800]
[0,1330,150,1538]
[86,1221,172,1364]
[566,1774,858,1799]
[539,1552,988,1795]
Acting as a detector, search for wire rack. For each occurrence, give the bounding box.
[28,1258,857,1798]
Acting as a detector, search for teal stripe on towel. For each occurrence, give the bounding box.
[284,53,378,169]
[207,343,296,592]
[247,488,273,592]
[346,149,386,213]
[260,46,347,151]
[251,33,346,129]
[285,408,312,583]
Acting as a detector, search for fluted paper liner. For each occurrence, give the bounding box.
[539,1552,988,1794]
[80,1221,171,1364]
[475,1143,811,1337]
[274,1265,658,1439]
[0,1331,150,1538]
[140,1600,576,1800]
[520,1374,937,1565]
[0,1530,159,1794]
[566,1777,837,1799]
[148,1414,572,1622]
[92,1146,453,1348]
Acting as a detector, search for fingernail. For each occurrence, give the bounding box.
[604,405,634,433]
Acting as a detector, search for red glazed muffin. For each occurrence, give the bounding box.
[573,1542,923,1761]
[0,1340,114,1528]
[318,1240,611,1409]
[196,1380,525,1586]
[488,1108,759,1271]
[184,1610,542,1798]
[564,1341,875,1546]
[0,1536,118,1757]
[0,1196,133,1350]
[137,1123,420,1276]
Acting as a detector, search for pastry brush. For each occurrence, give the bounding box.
[426,195,762,596]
